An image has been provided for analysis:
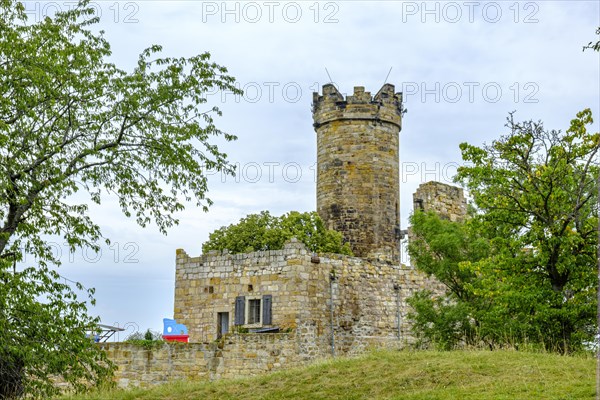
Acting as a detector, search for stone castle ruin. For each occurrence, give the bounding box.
[104,84,467,387]
[172,84,467,355]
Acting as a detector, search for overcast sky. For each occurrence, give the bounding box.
[22,0,600,338]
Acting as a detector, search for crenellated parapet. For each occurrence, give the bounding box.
[312,84,403,130]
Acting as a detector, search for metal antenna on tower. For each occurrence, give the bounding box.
[382,66,393,87]
[325,68,334,84]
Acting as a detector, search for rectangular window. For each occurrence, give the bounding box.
[217,312,229,339]
[247,299,261,324]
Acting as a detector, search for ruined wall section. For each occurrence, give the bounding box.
[306,254,445,355]
[101,242,447,389]
[101,334,303,388]
[313,84,403,262]
[407,181,468,270]
[412,181,467,222]
[174,240,444,353]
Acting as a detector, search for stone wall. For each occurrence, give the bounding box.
[174,239,444,353]
[306,252,442,356]
[413,181,467,222]
[101,342,215,388]
[102,333,303,388]
[312,84,403,262]
[174,239,313,343]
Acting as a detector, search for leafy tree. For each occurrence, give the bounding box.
[408,110,599,353]
[407,289,477,351]
[202,211,353,255]
[0,0,241,397]
[459,109,599,351]
[407,210,489,350]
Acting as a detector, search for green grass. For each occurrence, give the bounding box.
[63,350,595,400]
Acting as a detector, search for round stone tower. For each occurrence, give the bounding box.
[312,84,403,262]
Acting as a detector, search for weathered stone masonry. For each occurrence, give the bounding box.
[313,84,403,262]
[413,181,467,222]
[101,334,303,388]
[174,239,444,352]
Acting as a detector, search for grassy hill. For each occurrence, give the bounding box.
[63,350,595,400]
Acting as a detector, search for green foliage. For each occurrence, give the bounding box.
[125,329,164,350]
[407,290,476,350]
[408,110,599,353]
[408,210,489,301]
[232,326,249,334]
[0,0,240,397]
[0,261,115,399]
[202,211,353,255]
[125,329,162,342]
[144,329,154,342]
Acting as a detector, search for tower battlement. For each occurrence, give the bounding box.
[312,84,403,130]
[313,84,403,262]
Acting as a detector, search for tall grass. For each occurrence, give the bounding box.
[62,350,595,400]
